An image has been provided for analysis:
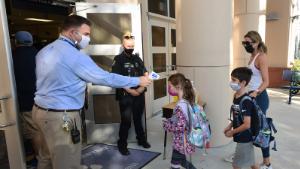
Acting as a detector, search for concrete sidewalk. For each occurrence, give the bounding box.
[127,88,300,169]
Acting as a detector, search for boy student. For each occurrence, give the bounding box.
[224,67,258,169]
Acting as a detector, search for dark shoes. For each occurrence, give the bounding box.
[138,140,151,148]
[118,146,130,156]
[117,140,130,156]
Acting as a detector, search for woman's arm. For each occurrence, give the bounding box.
[251,53,269,97]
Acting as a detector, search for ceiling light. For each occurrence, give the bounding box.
[24,18,53,22]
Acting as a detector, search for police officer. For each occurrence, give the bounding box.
[112,32,151,155]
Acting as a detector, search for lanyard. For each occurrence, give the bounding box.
[58,37,78,49]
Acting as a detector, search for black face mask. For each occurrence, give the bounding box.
[124,48,134,55]
[244,43,254,53]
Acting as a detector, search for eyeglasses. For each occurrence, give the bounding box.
[241,41,254,46]
[123,35,135,40]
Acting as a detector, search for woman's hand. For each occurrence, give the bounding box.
[249,91,258,98]
[225,130,234,137]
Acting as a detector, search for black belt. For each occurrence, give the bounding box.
[34,103,81,112]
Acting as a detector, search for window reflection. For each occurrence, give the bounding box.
[171,29,176,47]
[153,53,166,73]
[87,13,132,44]
[171,53,176,70]
[90,55,115,72]
[93,95,120,124]
[154,78,167,100]
[152,26,165,46]
[148,0,168,16]
[169,0,176,18]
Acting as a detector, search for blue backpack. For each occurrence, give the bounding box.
[180,100,211,148]
[238,96,277,150]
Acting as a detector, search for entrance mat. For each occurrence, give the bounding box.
[81,143,161,169]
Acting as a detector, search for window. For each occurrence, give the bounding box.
[148,0,168,16]
[152,26,166,46]
[289,0,300,59]
[90,55,115,72]
[171,53,176,70]
[171,29,176,47]
[87,13,132,44]
[148,0,176,18]
[169,0,176,18]
[153,53,166,73]
[154,78,167,99]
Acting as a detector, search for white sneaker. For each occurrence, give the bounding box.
[260,164,272,169]
[223,154,234,163]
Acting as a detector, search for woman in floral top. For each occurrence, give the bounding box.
[163,73,196,169]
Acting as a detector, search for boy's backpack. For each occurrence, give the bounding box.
[180,100,211,148]
[238,96,277,150]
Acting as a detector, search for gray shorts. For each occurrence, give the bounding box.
[233,142,255,168]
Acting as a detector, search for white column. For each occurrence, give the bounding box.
[176,0,233,146]
[233,0,267,67]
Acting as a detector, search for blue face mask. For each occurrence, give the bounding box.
[229,82,241,91]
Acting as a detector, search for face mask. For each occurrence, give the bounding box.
[76,32,90,49]
[168,84,178,96]
[124,48,134,55]
[229,82,241,91]
[244,43,254,53]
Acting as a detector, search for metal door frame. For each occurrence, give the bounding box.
[0,1,26,169]
[76,2,143,144]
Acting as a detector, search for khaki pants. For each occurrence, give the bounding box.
[32,106,82,169]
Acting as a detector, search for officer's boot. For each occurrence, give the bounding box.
[117,140,130,156]
[137,136,151,149]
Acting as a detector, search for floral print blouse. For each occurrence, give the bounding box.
[163,100,195,155]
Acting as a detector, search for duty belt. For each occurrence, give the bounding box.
[34,103,81,112]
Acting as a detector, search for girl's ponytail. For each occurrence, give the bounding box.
[183,78,195,105]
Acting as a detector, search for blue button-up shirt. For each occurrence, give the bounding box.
[34,36,140,109]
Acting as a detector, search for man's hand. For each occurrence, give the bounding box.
[124,88,140,96]
[136,86,145,94]
[139,74,152,87]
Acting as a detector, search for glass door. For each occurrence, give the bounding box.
[149,19,177,113]
[76,3,143,144]
[0,1,26,169]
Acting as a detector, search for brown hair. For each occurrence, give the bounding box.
[168,73,195,105]
[244,31,267,54]
[62,15,91,31]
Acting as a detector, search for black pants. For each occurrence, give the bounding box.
[118,94,145,146]
[171,149,196,169]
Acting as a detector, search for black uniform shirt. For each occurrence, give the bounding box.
[112,51,147,99]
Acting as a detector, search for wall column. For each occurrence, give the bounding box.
[176,0,233,146]
[233,0,267,67]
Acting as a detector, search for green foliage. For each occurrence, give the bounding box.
[291,59,300,71]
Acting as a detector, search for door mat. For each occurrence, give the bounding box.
[81,143,160,169]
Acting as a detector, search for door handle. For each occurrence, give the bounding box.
[0,122,15,128]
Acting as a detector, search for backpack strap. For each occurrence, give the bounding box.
[177,99,193,132]
[185,102,193,133]
[239,96,253,114]
[238,95,253,134]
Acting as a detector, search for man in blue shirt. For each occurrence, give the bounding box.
[32,15,151,169]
